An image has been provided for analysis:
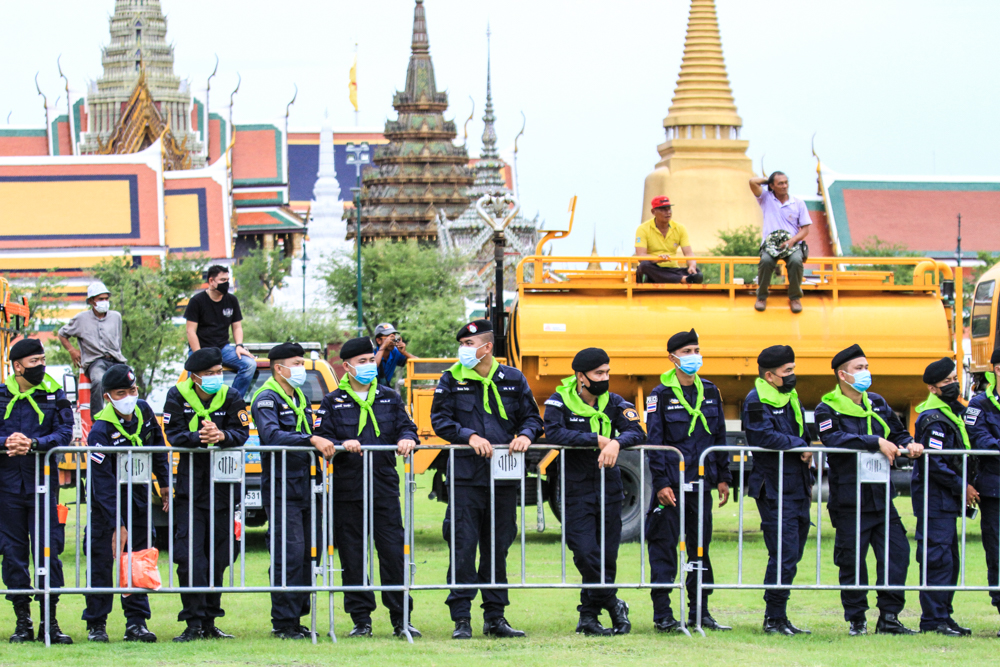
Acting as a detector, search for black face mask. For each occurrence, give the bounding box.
[776,373,797,394]
[582,376,609,397]
[939,382,961,402]
[215,281,230,295]
[21,364,46,387]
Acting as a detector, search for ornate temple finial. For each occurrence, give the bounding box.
[481,24,499,160]
[411,0,429,54]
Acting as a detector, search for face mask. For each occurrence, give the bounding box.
[676,353,703,376]
[776,372,797,394]
[215,281,230,295]
[939,382,960,402]
[349,362,378,385]
[94,300,110,314]
[21,365,46,387]
[582,375,609,396]
[196,374,224,395]
[845,369,872,393]
[109,393,138,416]
[458,344,486,369]
[282,365,307,388]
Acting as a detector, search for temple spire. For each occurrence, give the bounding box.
[411,0,429,54]
[480,24,499,160]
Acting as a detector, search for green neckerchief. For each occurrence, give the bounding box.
[754,376,804,437]
[3,373,62,424]
[555,376,611,438]
[660,369,710,436]
[916,392,970,449]
[447,358,508,421]
[94,402,144,448]
[251,377,312,434]
[987,372,1000,414]
[176,377,229,431]
[820,385,889,437]
[338,373,380,437]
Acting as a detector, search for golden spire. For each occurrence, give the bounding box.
[663,0,742,131]
[587,233,601,271]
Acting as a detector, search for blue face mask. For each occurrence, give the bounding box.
[279,365,307,388]
[847,369,872,393]
[676,353,703,376]
[458,344,486,369]
[197,374,224,395]
[350,362,378,385]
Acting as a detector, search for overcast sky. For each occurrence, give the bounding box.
[3,0,998,256]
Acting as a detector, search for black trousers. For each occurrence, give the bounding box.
[646,490,715,622]
[442,485,517,622]
[334,497,412,623]
[914,514,960,630]
[829,508,909,621]
[564,496,621,615]
[980,496,1000,609]
[637,262,703,284]
[0,493,64,606]
[173,499,235,625]
[265,501,315,629]
[82,521,152,626]
[756,491,811,619]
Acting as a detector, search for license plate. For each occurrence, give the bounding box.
[244,490,262,509]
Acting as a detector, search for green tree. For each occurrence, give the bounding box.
[701,224,761,284]
[321,240,467,356]
[92,252,202,397]
[847,236,920,285]
[232,246,292,314]
[241,307,345,348]
[2,269,65,336]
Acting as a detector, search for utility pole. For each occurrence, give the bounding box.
[346,142,371,336]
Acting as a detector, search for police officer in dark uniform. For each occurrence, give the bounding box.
[912,357,977,637]
[250,342,335,640]
[162,347,250,642]
[814,344,923,636]
[645,329,732,633]
[314,337,420,639]
[743,344,813,635]
[543,347,645,636]
[0,338,73,644]
[84,364,171,643]
[430,319,543,640]
[968,349,1000,634]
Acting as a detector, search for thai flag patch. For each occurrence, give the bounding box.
[928,437,944,449]
[90,452,106,464]
[819,419,833,432]
[163,413,171,424]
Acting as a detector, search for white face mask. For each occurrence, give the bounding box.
[94,300,110,314]
[108,393,138,415]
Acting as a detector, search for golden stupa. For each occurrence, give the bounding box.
[641,0,762,251]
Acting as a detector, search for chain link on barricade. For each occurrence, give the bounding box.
[693,445,1000,635]
[26,443,684,647]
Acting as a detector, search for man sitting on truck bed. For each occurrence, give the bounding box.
[634,196,704,285]
[749,172,811,314]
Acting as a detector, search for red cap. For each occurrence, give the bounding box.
[650,196,671,209]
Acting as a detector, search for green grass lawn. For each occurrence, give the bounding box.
[2,474,999,666]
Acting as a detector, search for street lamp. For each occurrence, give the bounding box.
[346,142,371,336]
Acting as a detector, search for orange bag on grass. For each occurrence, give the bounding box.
[119,548,162,593]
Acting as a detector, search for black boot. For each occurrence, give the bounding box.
[391,616,422,639]
[35,604,72,645]
[9,602,33,643]
[946,618,972,636]
[483,617,526,638]
[762,617,795,636]
[605,599,631,635]
[654,615,680,633]
[124,623,157,643]
[452,618,472,640]
[696,614,732,631]
[173,623,204,642]
[87,622,109,643]
[875,613,916,635]
[848,619,867,636]
[348,621,372,638]
[203,619,234,639]
[576,614,613,637]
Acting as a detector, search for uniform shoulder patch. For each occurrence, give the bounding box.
[965,407,981,426]
[256,399,275,409]
[623,408,640,422]
[238,410,250,425]
[819,419,833,432]
[645,395,657,413]
[928,437,944,449]
[90,451,106,464]
[545,399,563,408]
[162,413,171,424]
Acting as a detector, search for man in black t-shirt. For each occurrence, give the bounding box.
[184,265,257,396]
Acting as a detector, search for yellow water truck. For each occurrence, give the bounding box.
[408,253,964,540]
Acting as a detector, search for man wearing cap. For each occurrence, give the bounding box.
[543,347,645,637]
[250,342,336,640]
[968,350,1000,633]
[0,338,74,643]
[373,323,416,388]
[814,344,923,636]
[749,172,811,313]
[743,344,813,635]
[162,347,250,642]
[84,364,171,643]
[430,319,543,639]
[634,196,703,285]
[911,357,977,637]
[314,337,420,639]
[58,281,126,415]
[645,329,732,632]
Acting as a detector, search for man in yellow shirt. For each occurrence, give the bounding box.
[633,196,703,284]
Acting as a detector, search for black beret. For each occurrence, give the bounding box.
[9,337,44,362]
[185,347,223,372]
[831,344,866,371]
[991,348,1000,366]
[757,345,795,369]
[572,347,610,373]
[922,357,955,384]
[456,319,492,341]
[102,364,137,391]
[268,342,304,361]
[340,337,375,360]
[668,329,698,354]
